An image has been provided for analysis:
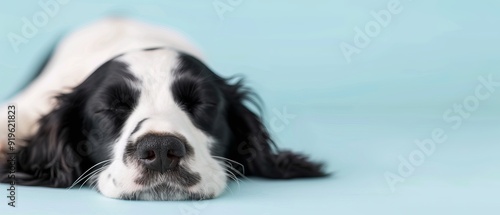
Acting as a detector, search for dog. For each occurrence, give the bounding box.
[0,18,327,200]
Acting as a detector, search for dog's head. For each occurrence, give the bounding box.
[7,48,326,200]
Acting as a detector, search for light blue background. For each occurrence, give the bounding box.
[1,0,499,214]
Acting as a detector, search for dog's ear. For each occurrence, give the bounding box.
[222,79,328,179]
[2,91,87,188]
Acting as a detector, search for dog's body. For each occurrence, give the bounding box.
[0,18,326,200]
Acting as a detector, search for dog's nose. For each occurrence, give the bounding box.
[136,134,186,172]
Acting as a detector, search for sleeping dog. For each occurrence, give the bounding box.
[0,18,326,200]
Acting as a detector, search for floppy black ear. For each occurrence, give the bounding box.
[0,92,86,188]
[223,79,328,179]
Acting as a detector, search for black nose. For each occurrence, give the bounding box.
[136,134,186,172]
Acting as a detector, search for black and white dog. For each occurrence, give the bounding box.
[0,18,326,200]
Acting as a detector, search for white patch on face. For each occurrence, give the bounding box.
[97,49,227,200]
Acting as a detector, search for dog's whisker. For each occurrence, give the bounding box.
[79,167,107,190]
[68,159,112,189]
[212,156,245,175]
[89,174,102,191]
[220,162,248,180]
[89,178,99,191]
[225,170,241,190]
[89,178,98,191]
[224,180,234,194]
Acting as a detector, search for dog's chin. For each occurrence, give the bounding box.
[96,164,223,201]
[117,183,215,201]
[98,179,219,201]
